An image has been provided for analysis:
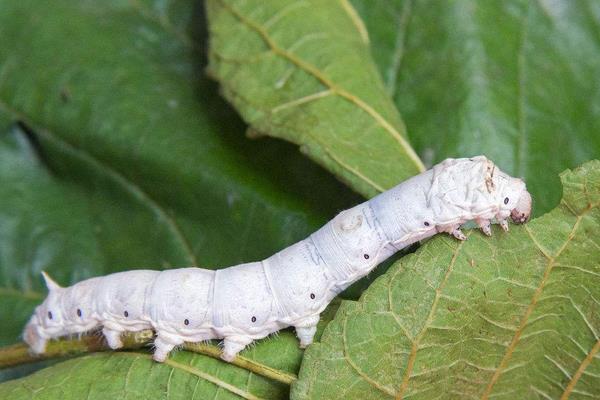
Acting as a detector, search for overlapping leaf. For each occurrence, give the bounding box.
[293,160,600,399]
[206,0,425,198]
[352,0,600,214]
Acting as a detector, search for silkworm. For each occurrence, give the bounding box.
[23,156,532,362]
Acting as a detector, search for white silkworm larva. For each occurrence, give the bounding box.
[23,156,532,362]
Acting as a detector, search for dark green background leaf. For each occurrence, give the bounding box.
[0,0,360,396]
[352,0,600,215]
[293,160,600,399]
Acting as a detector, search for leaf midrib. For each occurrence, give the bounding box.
[560,338,600,399]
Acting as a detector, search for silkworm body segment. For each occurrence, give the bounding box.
[23,156,531,362]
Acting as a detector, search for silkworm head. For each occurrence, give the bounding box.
[24,291,65,354]
[510,189,532,224]
[23,272,69,353]
[494,174,531,225]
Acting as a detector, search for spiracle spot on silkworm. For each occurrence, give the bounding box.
[251,316,257,323]
[124,310,129,318]
[363,254,369,259]
[184,319,189,326]
[47,311,52,320]
[310,293,315,299]
[77,309,82,317]
[424,221,430,226]
[504,197,509,205]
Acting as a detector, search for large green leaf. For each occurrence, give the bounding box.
[292,160,600,399]
[0,0,360,396]
[206,0,425,198]
[352,0,600,215]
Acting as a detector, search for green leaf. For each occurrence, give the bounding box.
[351,0,600,215]
[292,160,600,399]
[206,0,425,198]
[0,0,359,396]
[0,352,286,400]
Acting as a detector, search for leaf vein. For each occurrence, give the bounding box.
[560,339,600,400]
[271,89,334,114]
[339,0,369,44]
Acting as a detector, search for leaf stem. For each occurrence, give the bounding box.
[183,342,297,385]
[0,331,297,386]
